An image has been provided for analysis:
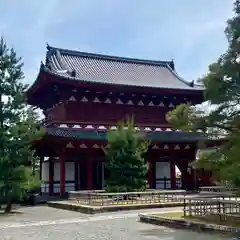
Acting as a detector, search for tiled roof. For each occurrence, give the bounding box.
[45,127,205,142]
[42,45,203,90]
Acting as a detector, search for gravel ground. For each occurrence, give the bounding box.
[0,205,233,240]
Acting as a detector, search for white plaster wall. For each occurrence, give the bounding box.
[53,162,75,193]
[53,162,60,193]
[66,162,75,181]
[155,162,171,189]
[54,162,60,181]
[155,162,170,178]
[41,162,49,181]
[66,162,75,192]
[41,161,76,193]
[41,162,49,193]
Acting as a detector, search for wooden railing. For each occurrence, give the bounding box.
[69,190,186,206]
[199,186,237,193]
[183,196,240,222]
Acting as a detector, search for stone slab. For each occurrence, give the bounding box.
[48,201,184,214]
[139,213,240,236]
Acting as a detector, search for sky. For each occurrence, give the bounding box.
[0,0,235,86]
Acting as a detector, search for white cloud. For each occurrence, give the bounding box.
[0,0,235,84]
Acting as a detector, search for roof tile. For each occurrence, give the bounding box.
[44,45,203,90]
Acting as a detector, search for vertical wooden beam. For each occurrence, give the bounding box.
[87,156,93,190]
[152,160,156,189]
[170,162,176,189]
[60,155,66,196]
[39,156,43,181]
[181,163,190,190]
[102,161,104,190]
[176,163,185,189]
[148,159,153,189]
[49,158,54,196]
[75,161,79,191]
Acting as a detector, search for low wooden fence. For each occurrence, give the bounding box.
[199,186,237,194]
[198,186,238,201]
[183,196,240,222]
[69,190,186,206]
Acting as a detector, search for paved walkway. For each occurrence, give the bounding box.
[0,206,232,239]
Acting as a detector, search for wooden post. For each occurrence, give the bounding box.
[39,156,43,181]
[74,161,79,191]
[179,163,188,190]
[39,156,43,194]
[164,177,167,189]
[49,158,54,196]
[87,156,93,190]
[60,155,66,196]
[170,162,176,189]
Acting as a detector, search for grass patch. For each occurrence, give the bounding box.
[154,212,240,227]
[154,212,184,219]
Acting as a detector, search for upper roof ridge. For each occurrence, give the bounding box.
[41,44,204,91]
[46,44,173,68]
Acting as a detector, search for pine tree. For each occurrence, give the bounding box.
[166,1,240,188]
[0,37,43,212]
[104,118,149,192]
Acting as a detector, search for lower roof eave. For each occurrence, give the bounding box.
[40,127,208,143]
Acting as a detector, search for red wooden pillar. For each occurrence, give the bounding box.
[49,158,54,196]
[87,156,93,190]
[170,162,176,189]
[60,155,66,196]
[148,159,153,189]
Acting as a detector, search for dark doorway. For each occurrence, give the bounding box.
[78,161,87,190]
[92,161,103,190]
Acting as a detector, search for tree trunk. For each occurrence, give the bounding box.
[4,198,12,213]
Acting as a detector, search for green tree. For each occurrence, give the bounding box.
[0,37,43,212]
[104,119,150,192]
[166,1,240,188]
